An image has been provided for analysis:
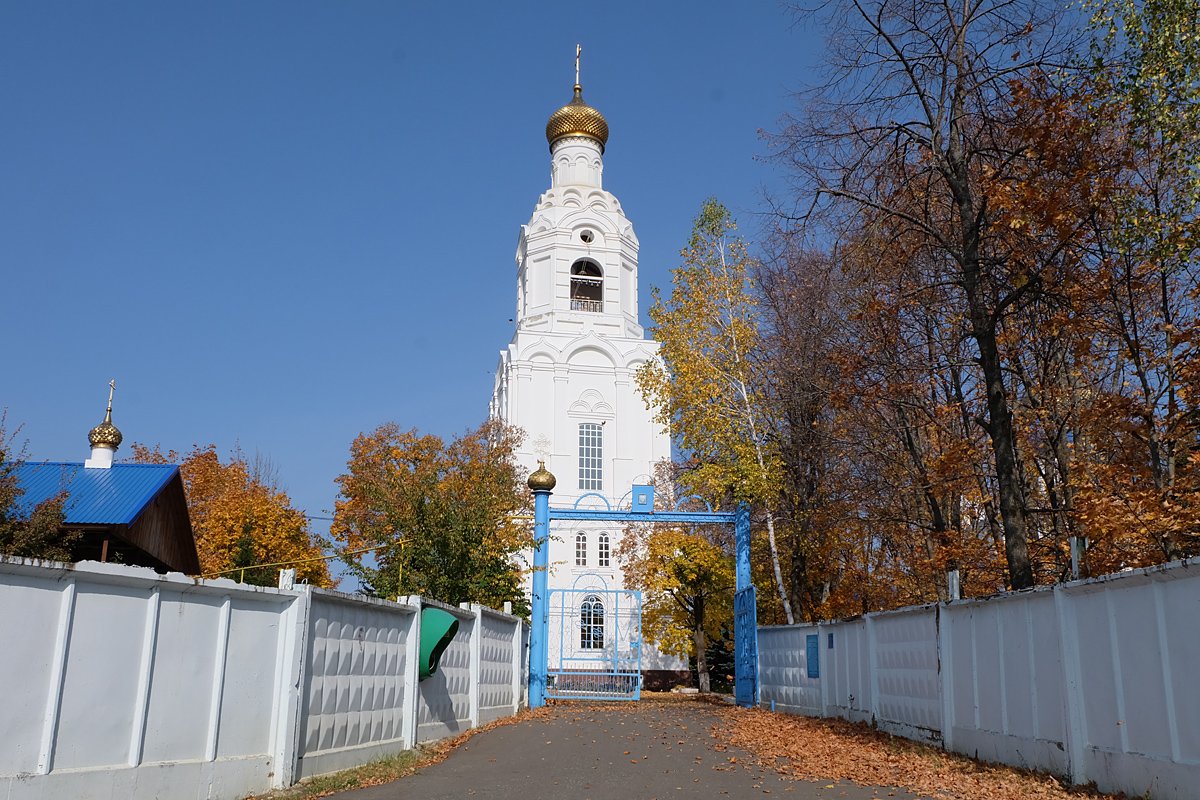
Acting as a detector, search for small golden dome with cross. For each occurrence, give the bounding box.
[87,379,123,451]
[545,84,609,153]
[545,45,608,152]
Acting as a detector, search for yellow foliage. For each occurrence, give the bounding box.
[617,523,734,659]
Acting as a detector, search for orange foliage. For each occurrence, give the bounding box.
[131,444,331,586]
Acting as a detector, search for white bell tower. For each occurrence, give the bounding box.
[490,57,674,681]
[491,67,668,506]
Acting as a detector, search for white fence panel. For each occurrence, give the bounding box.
[871,606,941,741]
[0,558,530,800]
[414,600,475,744]
[1064,566,1200,799]
[824,620,871,723]
[943,589,1067,775]
[296,590,418,780]
[758,625,822,715]
[756,557,1200,800]
[0,559,299,800]
[477,606,521,724]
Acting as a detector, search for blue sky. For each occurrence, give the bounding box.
[2,2,823,568]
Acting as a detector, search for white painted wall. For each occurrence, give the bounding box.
[0,558,528,800]
[756,557,1200,800]
[476,605,521,724]
[410,598,475,744]
[296,590,419,780]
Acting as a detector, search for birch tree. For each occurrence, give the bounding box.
[637,199,794,623]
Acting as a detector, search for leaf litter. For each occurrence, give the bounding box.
[712,704,1127,800]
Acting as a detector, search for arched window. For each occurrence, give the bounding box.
[578,422,603,490]
[580,594,605,650]
[575,532,587,566]
[570,259,603,312]
[598,532,610,568]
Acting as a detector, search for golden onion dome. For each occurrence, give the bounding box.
[88,408,122,450]
[545,84,609,153]
[527,461,557,492]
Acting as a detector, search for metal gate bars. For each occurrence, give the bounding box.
[547,583,642,701]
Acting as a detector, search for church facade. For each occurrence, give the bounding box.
[490,71,686,680]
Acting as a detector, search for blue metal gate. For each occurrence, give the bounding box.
[528,476,757,709]
[547,579,642,701]
[734,586,758,707]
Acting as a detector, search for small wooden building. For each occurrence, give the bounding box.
[11,462,200,574]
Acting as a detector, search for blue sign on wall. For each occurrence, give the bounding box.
[806,634,819,679]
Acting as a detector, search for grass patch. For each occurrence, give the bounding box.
[245,747,432,800]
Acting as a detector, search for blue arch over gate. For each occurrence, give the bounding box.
[528,475,758,708]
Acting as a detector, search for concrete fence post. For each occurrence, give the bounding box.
[1054,584,1088,786]
[127,586,160,768]
[865,613,880,725]
[510,615,523,715]
[36,577,76,775]
[463,603,483,729]
[938,603,955,752]
[817,624,831,716]
[204,596,233,763]
[270,586,312,789]
[401,596,423,749]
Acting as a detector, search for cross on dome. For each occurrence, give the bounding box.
[545,44,609,152]
[87,378,123,451]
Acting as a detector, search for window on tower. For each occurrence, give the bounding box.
[598,532,610,568]
[570,260,603,312]
[578,423,603,490]
[576,532,587,566]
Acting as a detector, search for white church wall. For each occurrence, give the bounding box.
[492,81,682,680]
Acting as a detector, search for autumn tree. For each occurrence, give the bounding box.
[331,419,530,614]
[131,444,331,586]
[0,420,71,560]
[638,199,795,623]
[617,479,735,692]
[771,0,1088,589]
[1076,0,1200,561]
[754,244,857,617]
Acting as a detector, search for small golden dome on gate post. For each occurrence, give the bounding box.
[527,461,557,491]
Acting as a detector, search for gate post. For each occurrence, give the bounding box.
[735,502,751,593]
[733,502,759,708]
[528,463,555,709]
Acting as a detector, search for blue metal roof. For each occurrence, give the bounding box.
[8,462,180,526]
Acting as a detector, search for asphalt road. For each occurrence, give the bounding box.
[325,699,923,800]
